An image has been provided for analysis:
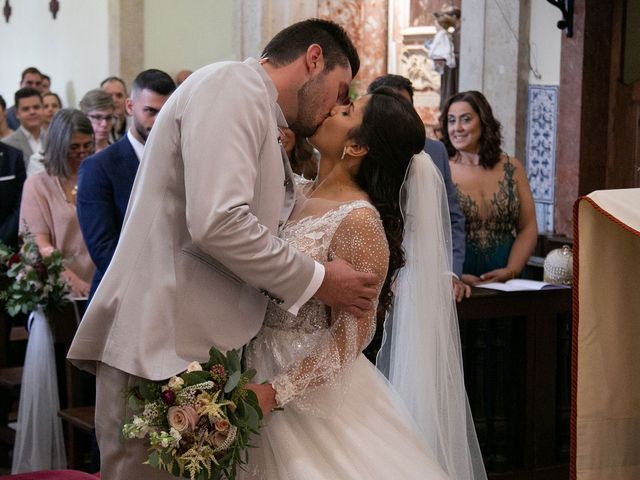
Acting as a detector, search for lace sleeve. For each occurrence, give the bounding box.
[270,207,389,409]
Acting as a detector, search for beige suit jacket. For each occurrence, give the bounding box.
[68,59,316,380]
[3,128,34,169]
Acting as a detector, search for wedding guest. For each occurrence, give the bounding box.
[3,88,45,169]
[280,126,318,179]
[42,92,62,129]
[100,76,128,140]
[6,67,43,130]
[442,90,537,285]
[78,69,175,297]
[174,69,193,86]
[0,95,13,140]
[79,89,114,154]
[0,141,25,249]
[19,109,96,297]
[30,95,65,176]
[41,74,52,94]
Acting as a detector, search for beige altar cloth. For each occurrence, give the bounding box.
[573,189,640,480]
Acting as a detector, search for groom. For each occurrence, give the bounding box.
[68,19,377,478]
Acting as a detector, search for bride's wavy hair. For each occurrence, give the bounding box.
[350,87,426,316]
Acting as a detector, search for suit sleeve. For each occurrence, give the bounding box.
[179,65,316,310]
[0,150,25,245]
[428,141,466,277]
[76,156,121,274]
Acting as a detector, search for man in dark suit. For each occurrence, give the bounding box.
[368,74,470,301]
[77,69,176,297]
[0,142,26,249]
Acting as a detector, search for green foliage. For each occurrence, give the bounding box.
[0,234,70,316]
[122,345,264,479]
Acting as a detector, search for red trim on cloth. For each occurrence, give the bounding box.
[570,197,581,480]
[0,471,100,479]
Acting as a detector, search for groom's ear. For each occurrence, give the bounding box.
[345,143,368,159]
[305,44,325,76]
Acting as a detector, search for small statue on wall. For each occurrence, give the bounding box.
[401,46,440,92]
[49,0,59,19]
[3,0,11,23]
[427,4,461,110]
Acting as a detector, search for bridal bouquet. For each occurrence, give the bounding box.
[0,235,70,316]
[122,346,263,480]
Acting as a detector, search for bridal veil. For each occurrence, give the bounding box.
[377,151,487,480]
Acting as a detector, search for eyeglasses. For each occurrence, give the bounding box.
[87,113,116,124]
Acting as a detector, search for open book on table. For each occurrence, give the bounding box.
[475,279,570,292]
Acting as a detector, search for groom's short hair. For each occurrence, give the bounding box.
[261,19,360,78]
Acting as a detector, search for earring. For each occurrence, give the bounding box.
[340,146,347,160]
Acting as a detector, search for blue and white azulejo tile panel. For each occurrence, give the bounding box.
[526,85,558,233]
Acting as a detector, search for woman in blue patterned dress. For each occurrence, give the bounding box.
[441,91,537,285]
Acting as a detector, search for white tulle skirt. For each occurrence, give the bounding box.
[239,342,448,480]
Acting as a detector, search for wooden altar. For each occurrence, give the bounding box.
[457,287,572,480]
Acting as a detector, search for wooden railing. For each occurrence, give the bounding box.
[457,287,572,480]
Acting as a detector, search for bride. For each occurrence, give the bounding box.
[241,87,486,479]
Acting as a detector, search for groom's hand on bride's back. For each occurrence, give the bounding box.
[315,258,378,319]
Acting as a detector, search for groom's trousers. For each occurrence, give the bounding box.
[95,362,175,479]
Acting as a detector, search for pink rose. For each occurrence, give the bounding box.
[214,419,230,432]
[167,406,199,433]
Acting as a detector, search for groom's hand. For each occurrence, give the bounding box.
[246,383,277,417]
[315,257,378,319]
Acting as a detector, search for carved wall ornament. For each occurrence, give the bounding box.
[49,0,59,19]
[400,46,440,91]
[3,0,11,23]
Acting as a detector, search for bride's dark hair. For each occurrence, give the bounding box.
[350,87,426,316]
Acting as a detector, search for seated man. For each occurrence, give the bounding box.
[77,69,176,297]
[0,141,25,249]
[3,88,44,170]
[368,74,469,301]
[5,67,43,130]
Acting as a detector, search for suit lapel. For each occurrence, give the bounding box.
[278,137,295,230]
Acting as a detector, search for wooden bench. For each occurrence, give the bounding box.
[0,366,23,464]
[49,302,97,471]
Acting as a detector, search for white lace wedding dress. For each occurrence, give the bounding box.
[239,191,448,480]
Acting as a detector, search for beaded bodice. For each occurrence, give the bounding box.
[245,184,389,411]
[263,199,375,334]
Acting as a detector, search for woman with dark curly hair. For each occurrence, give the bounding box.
[240,88,486,479]
[441,90,537,285]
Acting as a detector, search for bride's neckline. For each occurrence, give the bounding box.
[302,180,369,204]
[287,198,375,226]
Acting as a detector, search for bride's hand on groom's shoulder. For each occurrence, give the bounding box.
[246,383,278,417]
[315,258,379,319]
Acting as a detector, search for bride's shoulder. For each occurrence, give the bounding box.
[335,201,385,237]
